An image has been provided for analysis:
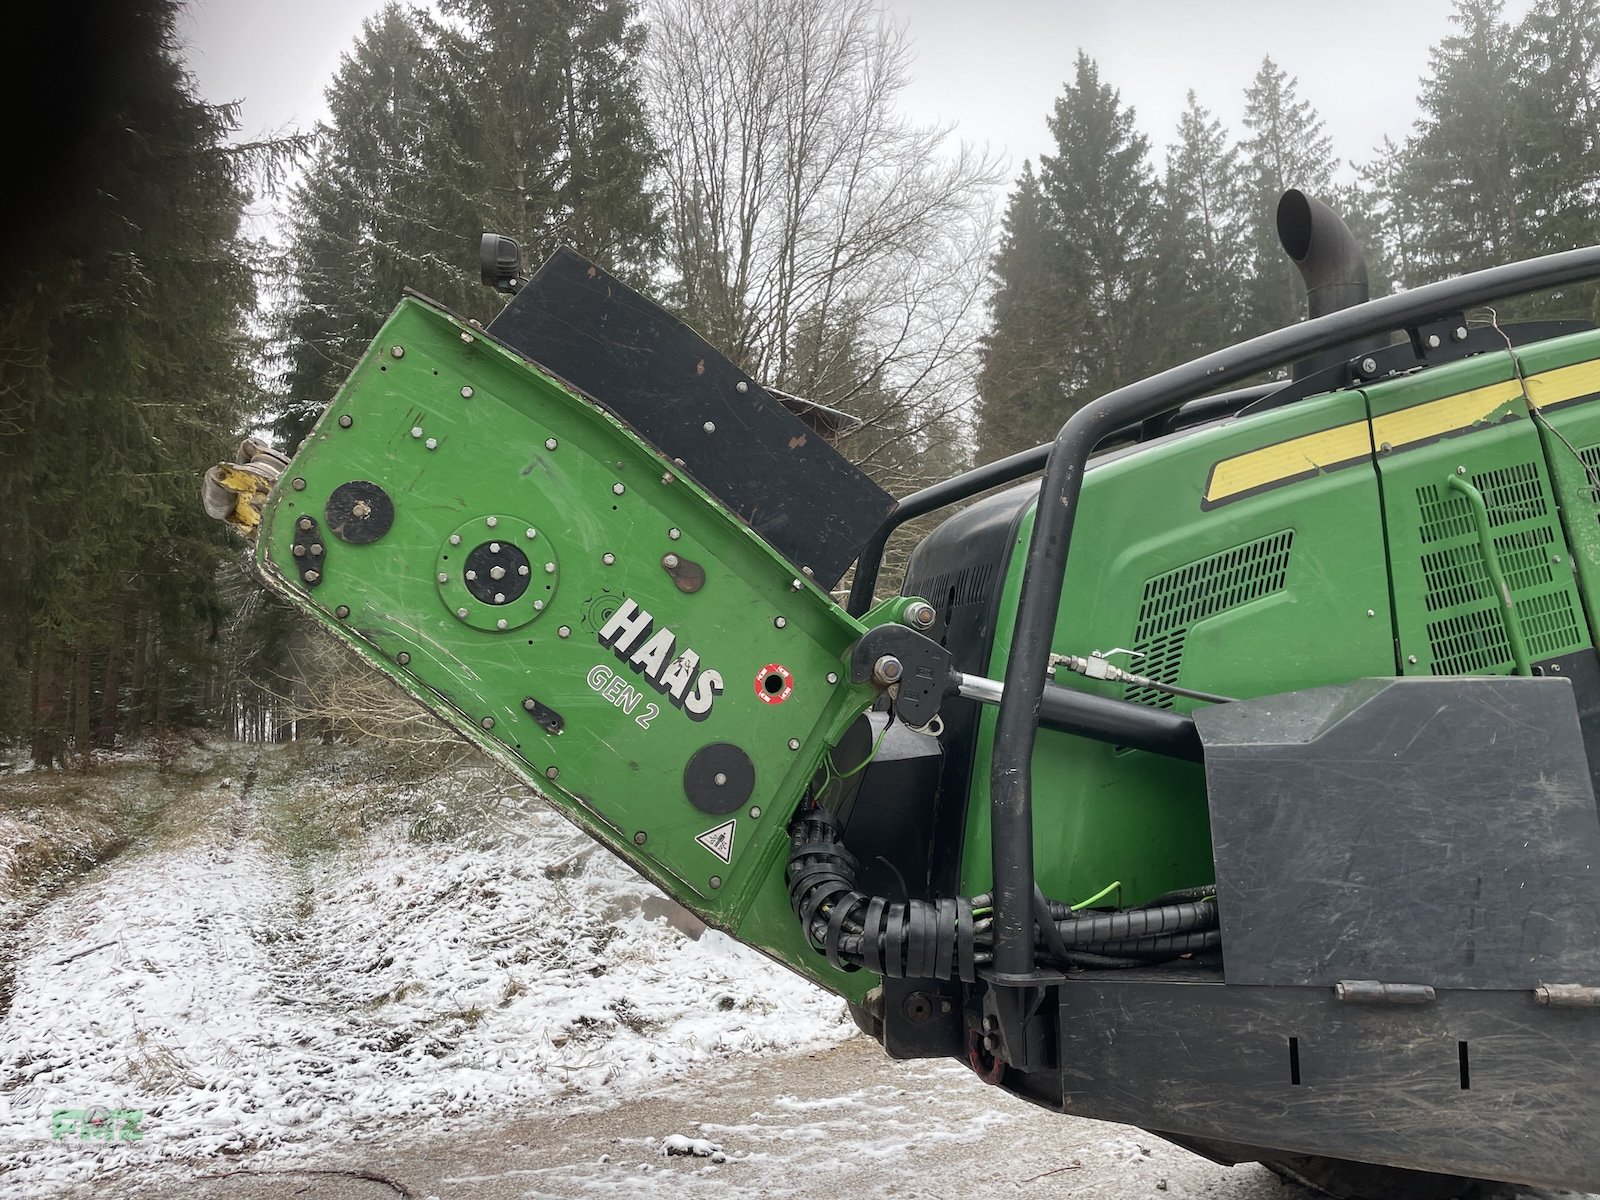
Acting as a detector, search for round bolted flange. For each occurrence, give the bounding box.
[438,514,555,632]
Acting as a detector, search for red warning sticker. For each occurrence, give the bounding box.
[754,663,794,705]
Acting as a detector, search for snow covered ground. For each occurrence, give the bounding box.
[0,743,853,1197]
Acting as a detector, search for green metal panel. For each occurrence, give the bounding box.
[959,388,1396,903]
[256,296,878,999]
[1510,332,1600,641]
[1364,350,1593,674]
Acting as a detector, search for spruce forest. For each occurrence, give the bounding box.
[2,0,1597,766]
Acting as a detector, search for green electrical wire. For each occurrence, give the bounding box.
[1071,880,1123,910]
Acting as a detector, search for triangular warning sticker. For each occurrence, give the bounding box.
[695,819,736,864]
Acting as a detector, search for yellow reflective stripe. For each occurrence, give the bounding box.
[1524,359,1600,410]
[1204,421,1371,504]
[1369,379,1523,451]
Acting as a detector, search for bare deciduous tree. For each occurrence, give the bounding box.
[646,0,999,493]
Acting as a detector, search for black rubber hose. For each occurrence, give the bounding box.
[786,808,977,982]
[1075,929,1222,957]
[1052,900,1215,946]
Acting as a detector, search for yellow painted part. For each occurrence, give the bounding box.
[1204,421,1371,504]
[1369,379,1523,451]
[1524,359,1600,410]
[217,465,271,530]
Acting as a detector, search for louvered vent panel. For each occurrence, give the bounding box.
[1123,531,1294,709]
[1414,462,1581,673]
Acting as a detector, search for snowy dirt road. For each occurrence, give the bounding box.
[71,1035,1298,1200]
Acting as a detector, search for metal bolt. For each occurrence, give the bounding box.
[490,565,506,580]
[613,483,625,495]
[450,534,461,545]
[1553,663,1563,673]
[396,652,410,666]
[496,618,507,629]
[703,421,716,434]
[411,427,424,438]
[292,545,307,558]
[466,570,478,581]
[494,592,506,604]
[533,600,544,611]
[461,386,474,399]
[545,438,558,451]
[338,414,352,428]
[545,562,556,574]
[1408,655,1418,664]
[457,607,469,618]
[749,806,762,819]
[709,875,722,889]
[663,553,680,569]
[669,527,681,540]
[873,655,904,685]
[791,578,803,591]
[788,738,800,751]
[525,527,537,539]
[633,831,647,846]
[1367,609,1376,617]
[518,565,529,577]
[558,626,571,638]
[390,345,405,359]
[774,616,787,629]
[1456,465,1467,475]
[334,605,350,619]
[298,517,314,531]
[292,477,306,491]
[309,543,323,556]
[490,542,501,553]
[304,570,321,583]
[1426,333,1442,350]
[1554,553,1564,564]
[714,772,727,786]
[736,381,749,393]
[602,553,615,565]
[523,698,537,711]
[545,766,560,781]
[460,331,473,344]
[1454,325,1469,342]
[826,672,838,685]
[481,716,495,730]
[425,437,437,450]
[437,572,448,584]
[802,566,814,577]
[486,516,498,528]
[1379,441,1393,453]
[907,601,936,629]
[1360,357,1378,374]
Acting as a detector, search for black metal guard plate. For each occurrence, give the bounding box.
[1058,978,1600,1190]
[487,248,894,588]
[1194,676,1600,989]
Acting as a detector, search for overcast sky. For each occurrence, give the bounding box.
[179,0,1533,201]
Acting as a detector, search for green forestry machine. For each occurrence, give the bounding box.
[208,192,1600,1197]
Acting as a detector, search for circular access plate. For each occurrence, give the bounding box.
[683,742,756,815]
[325,481,395,544]
[437,515,557,633]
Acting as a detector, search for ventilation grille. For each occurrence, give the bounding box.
[1582,444,1600,510]
[1414,461,1582,674]
[1123,531,1294,709]
[904,560,997,615]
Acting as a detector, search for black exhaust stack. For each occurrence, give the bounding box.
[1276,189,1386,378]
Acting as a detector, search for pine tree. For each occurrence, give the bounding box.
[1397,0,1520,282]
[1514,0,1600,255]
[1240,57,1335,333]
[1155,91,1253,361]
[974,164,1066,463]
